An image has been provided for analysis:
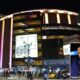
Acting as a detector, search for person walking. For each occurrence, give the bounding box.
[43,69,48,80]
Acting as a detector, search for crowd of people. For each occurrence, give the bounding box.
[1,67,68,80]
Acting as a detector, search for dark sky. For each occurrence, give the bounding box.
[0,0,80,15]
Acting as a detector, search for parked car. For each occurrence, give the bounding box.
[48,72,56,79]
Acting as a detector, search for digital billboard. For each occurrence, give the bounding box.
[63,44,70,55]
[42,39,64,59]
[63,43,80,56]
[70,43,80,56]
[13,11,43,26]
[15,34,38,58]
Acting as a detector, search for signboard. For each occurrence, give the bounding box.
[63,44,70,55]
[15,34,38,58]
[14,12,43,26]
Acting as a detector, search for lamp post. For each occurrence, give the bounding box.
[27,44,30,68]
[23,42,31,68]
[23,43,31,80]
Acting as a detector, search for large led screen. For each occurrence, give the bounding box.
[70,43,80,56]
[15,34,38,58]
[42,39,64,59]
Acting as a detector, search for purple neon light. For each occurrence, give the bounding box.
[0,21,2,68]
[0,30,1,68]
[9,18,13,69]
[0,21,5,68]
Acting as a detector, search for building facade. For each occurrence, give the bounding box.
[0,9,80,69]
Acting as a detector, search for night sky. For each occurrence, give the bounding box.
[0,0,80,15]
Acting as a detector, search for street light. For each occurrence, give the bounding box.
[27,44,31,68]
[23,42,32,68]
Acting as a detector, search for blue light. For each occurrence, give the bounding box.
[71,51,77,55]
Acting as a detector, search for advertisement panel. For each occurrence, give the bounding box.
[15,34,38,58]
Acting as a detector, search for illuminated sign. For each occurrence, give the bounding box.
[15,34,38,58]
[63,44,70,55]
[14,13,39,20]
[24,20,42,25]
[13,12,43,26]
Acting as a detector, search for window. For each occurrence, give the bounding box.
[48,13,57,24]
[60,14,68,25]
[70,15,78,25]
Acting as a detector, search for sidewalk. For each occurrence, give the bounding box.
[0,76,76,80]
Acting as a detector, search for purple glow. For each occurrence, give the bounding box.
[0,43,1,68]
[0,22,2,68]
[9,18,13,69]
[0,34,1,68]
[0,21,5,68]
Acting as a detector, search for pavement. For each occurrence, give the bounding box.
[0,77,80,80]
[0,77,54,80]
[0,77,78,80]
[0,75,55,80]
[0,75,79,80]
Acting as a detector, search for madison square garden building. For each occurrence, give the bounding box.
[0,9,80,69]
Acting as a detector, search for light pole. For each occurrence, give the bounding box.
[24,43,31,79]
[23,42,31,68]
[27,44,30,68]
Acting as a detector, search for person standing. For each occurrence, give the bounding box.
[43,69,48,80]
